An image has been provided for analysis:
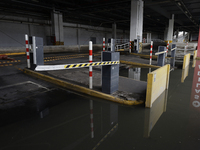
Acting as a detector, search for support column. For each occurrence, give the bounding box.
[166,14,174,43]
[147,32,151,43]
[112,23,117,39]
[130,0,144,41]
[51,11,64,45]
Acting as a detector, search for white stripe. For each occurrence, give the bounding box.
[89,77,92,89]
[90,123,94,128]
[26,52,30,56]
[25,34,28,41]
[89,66,92,72]
[89,55,93,61]
[27,59,30,68]
[26,45,29,49]
[90,114,93,118]
[89,41,93,51]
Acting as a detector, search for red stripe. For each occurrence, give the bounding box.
[26,48,29,52]
[91,128,94,132]
[27,55,30,59]
[91,118,93,123]
[90,109,93,114]
[150,56,152,59]
[25,41,28,44]
[103,41,105,43]
[89,71,92,76]
[89,50,92,55]
[151,45,153,48]
[89,61,92,63]
[150,51,152,54]
[103,46,105,48]
[103,50,105,51]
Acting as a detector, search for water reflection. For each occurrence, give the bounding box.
[190,60,200,109]
[181,65,190,83]
[144,90,168,137]
[128,68,141,80]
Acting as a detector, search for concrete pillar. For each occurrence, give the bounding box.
[130,0,144,41]
[190,33,193,42]
[164,27,168,41]
[166,14,174,43]
[51,11,64,45]
[112,23,117,39]
[147,32,151,43]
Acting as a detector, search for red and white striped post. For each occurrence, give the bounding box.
[166,41,169,56]
[103,38,105,51]
[90,100,94,138]
[129,40,131,53]
[89,41,93,89]
[150,41,153,65]
[25,34,30,68]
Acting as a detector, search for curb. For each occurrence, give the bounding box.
[120,60,160,68]
[23,68,144,106]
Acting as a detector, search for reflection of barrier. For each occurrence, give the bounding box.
[144,89,168,137]
[182,53,190,69]
[192,50,197,68]
[181,65,189,83]
[145,64,170,108]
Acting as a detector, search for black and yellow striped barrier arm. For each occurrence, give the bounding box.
[35,61,120,71]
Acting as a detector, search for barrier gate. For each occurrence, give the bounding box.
[25,35,120,94]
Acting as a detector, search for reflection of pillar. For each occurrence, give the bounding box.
[147,33,151,43]
[51,11,64,45]
[128,68,141,80]
[112,23,117,39]
[90,100,94,138]
[130,0,143,41]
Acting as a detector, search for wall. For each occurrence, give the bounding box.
[0,17,129,48]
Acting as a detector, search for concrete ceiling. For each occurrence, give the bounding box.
[1,0,200,33]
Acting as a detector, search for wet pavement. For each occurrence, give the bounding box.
[0,53,199,150]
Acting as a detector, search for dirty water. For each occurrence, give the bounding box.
[0,61,200,150]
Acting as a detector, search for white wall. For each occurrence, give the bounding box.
[0,18,129,47]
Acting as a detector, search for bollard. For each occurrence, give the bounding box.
[170,44,176,69]
[103,37,105,51]
[89,41,93,89]
[25,34,30,68]
[129,41,131,53]
[150,41,153,65]
[156,46,167,66]
[166,41,169,56]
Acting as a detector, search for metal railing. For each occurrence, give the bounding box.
[115,42,130,51]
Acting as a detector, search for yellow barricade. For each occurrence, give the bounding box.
[145,64,170,108]
[182,53,190,69]
[192,50,197,68]
[181,65,189,83]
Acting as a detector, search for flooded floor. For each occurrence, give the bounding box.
[0,55,199,149]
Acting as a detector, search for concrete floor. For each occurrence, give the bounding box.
[0,52,199,149]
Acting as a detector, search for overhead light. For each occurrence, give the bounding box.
[178,2,181,6]
[190,16,192,18]
[185,11,188,14]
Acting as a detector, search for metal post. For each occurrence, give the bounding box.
[25,34,30,68]
[129,40,131,53]
[103,37,105,51]
[150,41,153,65]
[166,41,169,56]
[89,41,93,89]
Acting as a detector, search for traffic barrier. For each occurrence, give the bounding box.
[193,50,197,67]
[181,65,189,83]
[145,64,170,108]
[182,53,190,69]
